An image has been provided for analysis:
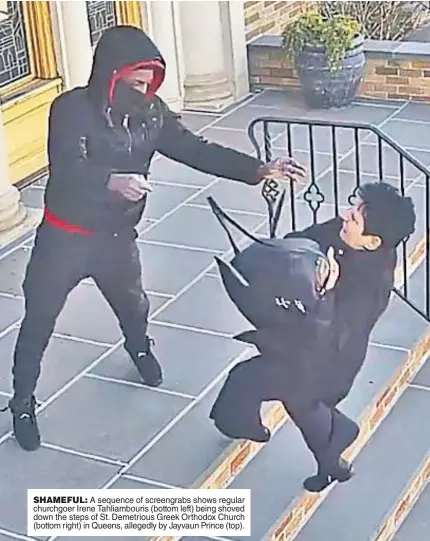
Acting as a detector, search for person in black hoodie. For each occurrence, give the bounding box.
[3,25,306,452]
[209,182,416,492]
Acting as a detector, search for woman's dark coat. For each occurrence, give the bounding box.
[211,216,396,419]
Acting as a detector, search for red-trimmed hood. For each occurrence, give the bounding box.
[87,25,165,108]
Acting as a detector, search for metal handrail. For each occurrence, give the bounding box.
[248,116,430,178]
[247,115,430,323]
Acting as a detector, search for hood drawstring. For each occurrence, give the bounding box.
[105,106,114,127]
[122,114,132,155]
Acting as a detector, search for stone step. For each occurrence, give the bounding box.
[227,334,430,540]
[288,387,430,541]
[390,470,430,541]
[147,245,429,541]
[371,456,430,541]
[262,261,430,540]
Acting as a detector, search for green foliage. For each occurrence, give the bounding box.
[281,10,361,71]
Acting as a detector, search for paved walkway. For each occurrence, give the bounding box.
[1,89,430,540]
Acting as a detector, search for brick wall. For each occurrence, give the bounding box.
[244,1,311,42]
[248,38,430,102]
[361,58,430,101]
[248,42,300,90]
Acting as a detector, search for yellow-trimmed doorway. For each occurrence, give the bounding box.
[1,0,146,186]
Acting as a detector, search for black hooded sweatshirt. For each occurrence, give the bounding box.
[43,26,264,235]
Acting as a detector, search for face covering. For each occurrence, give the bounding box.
[110,78,147,117]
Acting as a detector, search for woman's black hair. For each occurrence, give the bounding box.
[358,183,416,248]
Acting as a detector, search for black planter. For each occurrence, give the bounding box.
[295,35,366,109]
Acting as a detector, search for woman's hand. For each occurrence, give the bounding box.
[325,246,340,291]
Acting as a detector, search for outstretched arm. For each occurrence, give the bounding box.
[156,103,306,185]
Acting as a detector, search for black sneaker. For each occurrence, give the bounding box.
[214,421,271,443]
[1,396,41,451]
[303,458,354,492]
[303,409,359,493]
[128,337,163,387]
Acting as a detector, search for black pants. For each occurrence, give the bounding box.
[12,223,150,399]
[210,355,355,467]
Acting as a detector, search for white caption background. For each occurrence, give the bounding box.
[27,489,251,536]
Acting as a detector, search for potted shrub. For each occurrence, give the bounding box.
[281,10,365,109]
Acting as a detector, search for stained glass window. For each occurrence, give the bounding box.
[0,1,31,89]
[87,1,118,46]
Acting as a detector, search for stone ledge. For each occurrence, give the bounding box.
[248,36,430,102]
[248,35,430,61]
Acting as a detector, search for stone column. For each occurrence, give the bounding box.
[220,0,250,100]
[145,0,184,112]
[179,0,234,111]
[51,0,93,89]
[0,109,26,233]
